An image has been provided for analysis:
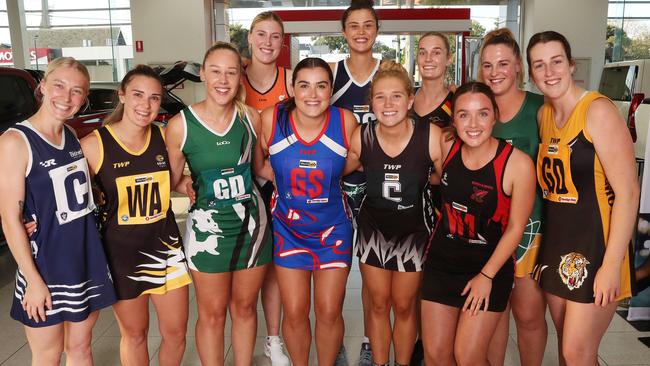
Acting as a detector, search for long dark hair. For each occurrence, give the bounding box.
[103,65,163,125]
[277,57,333,138]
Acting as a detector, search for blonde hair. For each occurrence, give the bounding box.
[419,31,450,55]
[370,61,413,97]
[478,28,524,88]
[202,42,248,121]
[250,11,284,34]
[43,57,90,92]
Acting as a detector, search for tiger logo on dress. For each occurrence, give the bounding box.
[558,252,590,290]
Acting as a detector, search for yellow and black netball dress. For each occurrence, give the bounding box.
[534,91,634,303]
[94,125,191,300]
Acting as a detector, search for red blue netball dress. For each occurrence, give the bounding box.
[268,104,353,270]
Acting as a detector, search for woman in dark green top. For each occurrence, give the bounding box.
[478,28,547,366]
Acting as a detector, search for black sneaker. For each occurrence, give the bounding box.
[359,342,372,366]
[335,344,349,366]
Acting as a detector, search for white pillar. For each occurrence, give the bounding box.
[521,0,608,90]
[506,0,520,41]
[6,0,30,69]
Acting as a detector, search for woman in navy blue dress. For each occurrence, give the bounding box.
[0,57,116,365]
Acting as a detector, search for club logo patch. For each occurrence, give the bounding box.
[558,252,590,290]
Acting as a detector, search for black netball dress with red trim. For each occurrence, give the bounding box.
[422,138,515,312]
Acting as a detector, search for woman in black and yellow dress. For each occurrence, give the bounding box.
[527,31,638,365]
[82,65,192,366]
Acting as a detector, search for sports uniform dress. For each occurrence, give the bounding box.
[492,91,544,277]
[412,90,453,128]
[9,121,116,327]
[268,104,353,270]
[93,125,191,300]
[181,106,272,273]
[422,139,515,312]
[412,90,453,230]
[533,91,634,302]
[356,120,432,272]
[243,66,290,112]
[331,58,380,217]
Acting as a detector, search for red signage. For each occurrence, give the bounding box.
[0,48,51,64]
[135,40,143,53]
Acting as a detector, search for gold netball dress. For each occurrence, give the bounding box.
[533,91,634,303]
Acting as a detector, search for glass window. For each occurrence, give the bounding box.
[599,64,636,101]
[1,0,134,82]
[608,1,650,62]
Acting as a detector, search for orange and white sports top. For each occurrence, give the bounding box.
[242,66,290,112]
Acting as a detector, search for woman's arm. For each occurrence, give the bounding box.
[588,97,640,307]
[462,148,535,315]
[483,149,535,277]
[0,132,51,322]
[285,68,294,97]
[165,113,188,192]
[256,106,276,182]
[249,106,274,182]
[343,124,362,175]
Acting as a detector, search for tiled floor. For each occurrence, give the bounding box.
[1,206,649,365]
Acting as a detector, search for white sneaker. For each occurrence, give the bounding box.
[264,336,290,366]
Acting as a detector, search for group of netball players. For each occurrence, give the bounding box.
[0,0,640,365]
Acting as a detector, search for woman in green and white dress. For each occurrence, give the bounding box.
[165,41,272,366]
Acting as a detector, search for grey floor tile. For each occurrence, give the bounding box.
[91,336,161,366]
[599,331,650,365]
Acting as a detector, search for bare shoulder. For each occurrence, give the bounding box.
[285,68,293,85]
[80,130,99,152]
[341,108,357,127]
[245,105,262,126]
[0,129,28,154]
[508,147,534,171]
[586,97,621,122]
[0,130,28,169]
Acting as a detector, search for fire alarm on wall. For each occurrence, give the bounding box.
[135,40,143,52]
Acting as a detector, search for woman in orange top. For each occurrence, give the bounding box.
[242,11,292,366]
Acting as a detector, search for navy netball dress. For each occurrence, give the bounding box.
[268,104,353,270]
[9,121,116,327]
[331,58,380,218]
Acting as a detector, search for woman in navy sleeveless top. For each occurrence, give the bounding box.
[0,57,116,365]
[260,57,357,366]
[330,1,381,361]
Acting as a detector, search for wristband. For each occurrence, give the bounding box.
[480,271,493,280]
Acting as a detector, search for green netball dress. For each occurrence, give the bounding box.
[181,106,272,273]
[491,91,544,277]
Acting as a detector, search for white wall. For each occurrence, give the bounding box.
[522,0,608,90]
[131,0,214,104]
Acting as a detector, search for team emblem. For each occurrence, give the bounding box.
[558,252,590,290]
[155,154,167,168]
[470,187,489,203]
